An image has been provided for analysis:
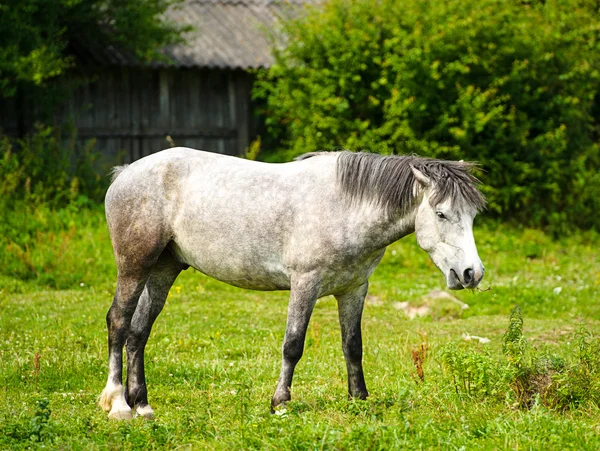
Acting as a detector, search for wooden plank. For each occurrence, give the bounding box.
[172,69,187,131]
[0,95,18,135]
[235,71,250,156]
[0,67,256,161]
[131,68,143,161]
[159,69,170,124]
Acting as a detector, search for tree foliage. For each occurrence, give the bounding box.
[255,0,600,231]
[0,0,188,97]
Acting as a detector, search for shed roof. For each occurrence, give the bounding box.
[76,0,315,70]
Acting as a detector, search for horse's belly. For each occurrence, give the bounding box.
[168,241,291,291]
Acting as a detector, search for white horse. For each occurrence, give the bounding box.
[99,148,485,419]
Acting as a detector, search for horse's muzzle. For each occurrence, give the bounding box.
[448,266,484,290]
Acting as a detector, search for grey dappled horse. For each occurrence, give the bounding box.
[99,148,486,420]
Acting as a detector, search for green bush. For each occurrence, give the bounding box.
[440,307,600,410]
[0,124,109,208]
[255,0,600,232]
[0,126,115,288]
[548,328,600,409]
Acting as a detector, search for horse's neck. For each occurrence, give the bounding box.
[384,208,417,245]
[351,204,417,251]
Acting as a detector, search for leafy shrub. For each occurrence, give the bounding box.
[256,0,600,232]
[0,124,109,209]
[3,398,55,445]
[0,125,115,287]
[29,398,54,443]
[440,307,600,410]
[546,328,600,410]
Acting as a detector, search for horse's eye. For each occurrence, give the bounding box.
[436,211,446,220]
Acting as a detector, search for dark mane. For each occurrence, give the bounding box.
[334,151,486,214]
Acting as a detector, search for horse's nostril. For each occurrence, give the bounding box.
[463,268,474,285]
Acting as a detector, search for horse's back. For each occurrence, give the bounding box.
[105,147,340,291]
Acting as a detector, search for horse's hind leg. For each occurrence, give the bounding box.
[125,250,184,419]
[99,267,151,420]
[99,218,171,420]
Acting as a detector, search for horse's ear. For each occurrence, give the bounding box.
[410,165,430,187]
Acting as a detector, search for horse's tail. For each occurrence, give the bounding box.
[109,165,129,183]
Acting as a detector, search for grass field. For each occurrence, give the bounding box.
[1,211,600,450]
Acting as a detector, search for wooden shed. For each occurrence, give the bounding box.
[1,0,310,162]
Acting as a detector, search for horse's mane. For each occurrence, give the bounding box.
[306,151,486,214]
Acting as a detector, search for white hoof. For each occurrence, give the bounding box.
[99,382,132,419]
[108,407,133,420]
[135,405,155,420]
[98,387,116,412]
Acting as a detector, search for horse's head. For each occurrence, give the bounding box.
[411,164,485,290]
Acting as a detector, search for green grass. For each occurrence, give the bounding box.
[1,211,600,450]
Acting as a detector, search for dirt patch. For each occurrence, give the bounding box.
[393,290,469,320]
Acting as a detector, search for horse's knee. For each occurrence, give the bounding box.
[283,335,304,364]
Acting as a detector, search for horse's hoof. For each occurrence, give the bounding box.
[270,399,289,414]
[135,405,155,420]
[108,408,133,420]
[272,406,288,416]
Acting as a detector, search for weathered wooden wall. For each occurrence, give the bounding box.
[1,68,256,162]
[0,93,19,136]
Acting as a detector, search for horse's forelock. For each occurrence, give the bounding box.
[421,161,486,212]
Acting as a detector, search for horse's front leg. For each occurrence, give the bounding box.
[271,273,320,411]
[335,282,369,400]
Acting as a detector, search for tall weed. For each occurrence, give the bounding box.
[440,345,505,399]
